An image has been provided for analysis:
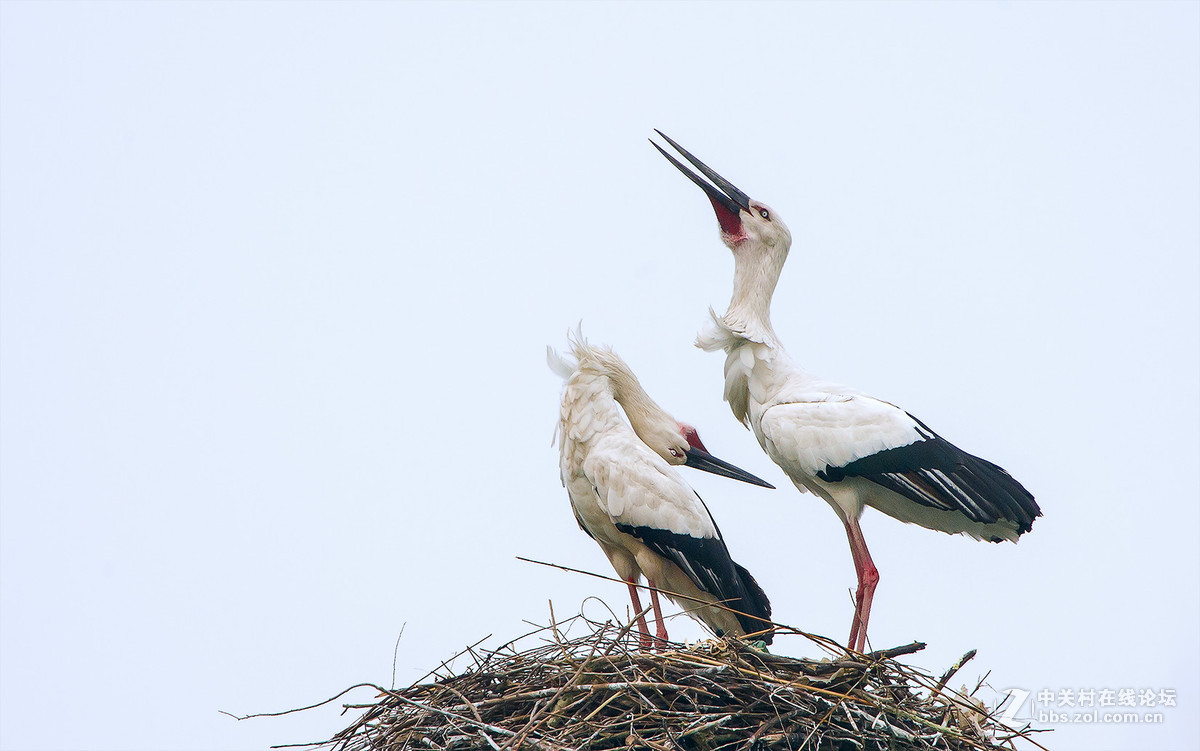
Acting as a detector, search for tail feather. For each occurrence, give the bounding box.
[730,561,774,643]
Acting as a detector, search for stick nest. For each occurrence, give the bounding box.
[316,610,1043,751]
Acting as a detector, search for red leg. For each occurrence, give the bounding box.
[842,515,879,653]
[626,580,652,649]
[646,579,669,646]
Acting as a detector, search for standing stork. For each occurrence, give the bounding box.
[549,334,775,647]
[652,131,1040,652]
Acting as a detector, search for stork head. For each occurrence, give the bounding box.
[652,420,774,489]
[651,130,791,255]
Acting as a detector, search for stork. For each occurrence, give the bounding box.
[549,333,775,648]
[652,131,1040,652]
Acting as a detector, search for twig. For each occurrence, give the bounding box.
[865,641,927,661]
[218,683,381,721]
[391,622,407,689]
[935,649,977,695]
[515,556,840,653]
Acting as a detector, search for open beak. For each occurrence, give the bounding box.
[651,130,751,236]
[684,447,775,489]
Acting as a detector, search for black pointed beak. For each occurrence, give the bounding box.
[651,130,752,227]
[684,447,775,489]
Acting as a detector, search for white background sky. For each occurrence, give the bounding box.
[2,2,1197,750]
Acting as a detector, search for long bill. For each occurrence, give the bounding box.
[651,130,751,235]
[684,447,775,489]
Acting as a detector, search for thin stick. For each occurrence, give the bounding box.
[390,622,407,689]
[865,641,926,661]
[935,649,977,695]
[218,683,381,721]
[515,555,842,653]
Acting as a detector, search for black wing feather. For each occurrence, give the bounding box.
[818,413,1040,537]
[614,521,773,643]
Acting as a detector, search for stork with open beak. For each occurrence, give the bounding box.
[652,131,1041,652]
[549,333,775,648]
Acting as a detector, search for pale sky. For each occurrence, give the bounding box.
[2,2,1197,750]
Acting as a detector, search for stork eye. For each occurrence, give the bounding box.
[668,448,681,458]
[759,209,771,220]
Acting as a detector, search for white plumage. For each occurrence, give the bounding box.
[654,131,1041,652]
[549,334,774,647]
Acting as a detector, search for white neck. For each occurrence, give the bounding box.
[604,364,673,438]
[724,240,787,344]
[570,347,676,450]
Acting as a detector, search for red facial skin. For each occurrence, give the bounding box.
[708,197,748,243]
[678,423,708,454]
